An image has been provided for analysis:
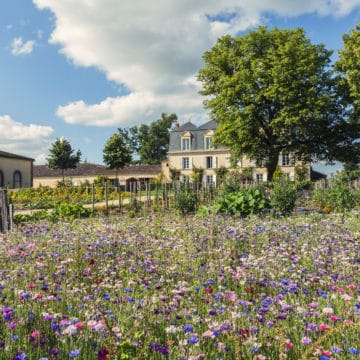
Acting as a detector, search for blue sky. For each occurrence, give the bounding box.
[1,1,360,176]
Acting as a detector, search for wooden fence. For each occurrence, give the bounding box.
[0,189,12,232]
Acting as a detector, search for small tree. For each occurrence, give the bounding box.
[47,138,81,185]
[103,130,132,180]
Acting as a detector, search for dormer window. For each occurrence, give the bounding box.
[204,130,214,149]
[181,131,191,151]
[205,136,213,149]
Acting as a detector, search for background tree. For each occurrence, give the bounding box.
[130,113,177,164]
[198,26,358,180]
[103,129,132,180]
[47,138,81,184]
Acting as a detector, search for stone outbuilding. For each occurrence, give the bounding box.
[0,150,34,188]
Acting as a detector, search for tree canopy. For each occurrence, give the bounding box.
[198,26,359,180]
[103,129,132,179]
[130,113,177,165]
[46,138,81,184]
[335,24,360,166]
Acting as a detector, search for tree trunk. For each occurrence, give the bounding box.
[266,151,280,182]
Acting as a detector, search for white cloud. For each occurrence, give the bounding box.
[0,115,54,164]
[32,0,360,127]
[11,37,35,55]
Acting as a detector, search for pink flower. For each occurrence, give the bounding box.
[31,329,40,338]
[285,342,294,349]
[319,324,330,331]
[322,350,332,356]
[226,291,237,302]
[75,322,84,328]
[63,325,78,335]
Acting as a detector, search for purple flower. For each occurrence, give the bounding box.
[2,307,13,322]
[301,337,312,345]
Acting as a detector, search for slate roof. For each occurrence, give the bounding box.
[0,150,34,161]
[34,163,162,178]
[169,120,221,152]
[174,121,198,132]
[197,120,218,130]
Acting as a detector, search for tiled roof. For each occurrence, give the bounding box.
[34,163,162,178]
[0,150,34,161]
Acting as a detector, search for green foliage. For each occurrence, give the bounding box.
[127,197,142,217]
[335,24,360,115]
[130,113,177,164]
[214,166,228,186]
[93,175,110,186]
[191,166,204,183]
[51,202,91,220]
[46,138,81,183]
[103,129,132,175]
[198,26,359,180]
[313,171,359,213]
[220,170,247,195]
[173,185,198,215]
[270,179,298,216]
[215,188,269,216]
[272,165,283,182]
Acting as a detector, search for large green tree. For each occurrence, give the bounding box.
[335,24,360,167]
[129,113,177,164]
[103,129,132,179]
[47,138,81,184]
[198,26,358,180]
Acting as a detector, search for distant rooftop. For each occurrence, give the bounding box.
[0,150,34,161]
[34,163,162,178]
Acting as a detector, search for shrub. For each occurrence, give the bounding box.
[313,171,358,213]
[219,170,247,195]
[270,178,297,216]
[214,188,269,216]
[173,185,198,215]
[51,202,91,220]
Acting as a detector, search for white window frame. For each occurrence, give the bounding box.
[182,157,190,169]
[205,136,213,150]
[256,173,263,182]
[181,157,192,170]
[182,137,190,151]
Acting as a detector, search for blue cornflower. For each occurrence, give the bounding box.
[103,293,110,301]
[331,346,343,354]
[69,349,80,358]
[188,336,199,344]
[213,330,221,337]
[127,297,135,303]
[348,347,359,355]
[184,325,193,332]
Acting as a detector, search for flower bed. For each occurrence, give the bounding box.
[0,213,359,359]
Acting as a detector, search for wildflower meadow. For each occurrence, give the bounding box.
[0,212,359,359]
